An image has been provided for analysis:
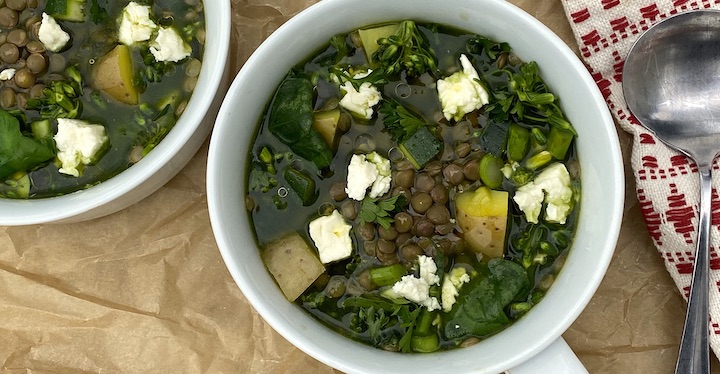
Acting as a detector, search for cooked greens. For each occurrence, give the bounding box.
[247,21,579,353]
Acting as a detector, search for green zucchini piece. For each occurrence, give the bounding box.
[284,167,317,206]
[399,126,442,169]
[312,108,341,149]
[358,24,400,65]
[45,0,86,22]
[479,122,509,158]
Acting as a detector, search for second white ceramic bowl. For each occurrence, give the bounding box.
[0,1,231,226]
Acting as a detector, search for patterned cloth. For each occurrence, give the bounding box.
[558,0,720,358]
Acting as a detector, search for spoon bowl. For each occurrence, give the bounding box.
[623,10,720,373]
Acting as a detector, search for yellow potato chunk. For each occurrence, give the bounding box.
[93,45,138,105]
[454,186,509,258]
[261,232,325,301]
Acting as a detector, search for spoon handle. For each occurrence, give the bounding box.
[675,166,711,374]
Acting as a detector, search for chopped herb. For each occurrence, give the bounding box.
[379,98,427,143]
[359,195,401,230]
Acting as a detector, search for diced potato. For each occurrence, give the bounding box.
[358,24,400,65]
[261,232,325,301]
[454,186,509,258]
[93,45,138,105]
[312,109,341,149]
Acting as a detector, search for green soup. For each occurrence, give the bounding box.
[247,21,580,353]
[0,0,204,198]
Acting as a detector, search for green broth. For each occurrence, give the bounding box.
[248,21,580,352]
[0,0,204,198]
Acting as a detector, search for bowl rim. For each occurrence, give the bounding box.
[208,0,624,372]
[0,0,231,226]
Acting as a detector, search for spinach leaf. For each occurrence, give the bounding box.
[444,258,529,339]
[89,0,109,24]
[0,110,55,180]
[268,76,333,169]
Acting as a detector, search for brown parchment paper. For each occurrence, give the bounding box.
[0,0,710,373]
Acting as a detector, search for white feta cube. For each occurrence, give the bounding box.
[513,163,573,224]
[345,152,392,201]
[0,68,16,81]
[39,13,70,52]
[54,119,109,177]
[118,2,157,46]
[308,210,353,264]
[437,54,490,121]
[150,27,192,63]
[339,81,382,119]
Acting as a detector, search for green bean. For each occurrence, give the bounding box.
[369,263,407,287]
[507,123,530,162]
[525,150,552,170]
[411,333,439,353]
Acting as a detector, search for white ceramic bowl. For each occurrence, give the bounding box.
[208,0,624,373]
[0,1,231,226]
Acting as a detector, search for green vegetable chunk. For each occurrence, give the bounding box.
[444,259,529,339]
[506,123,530,162]
[546,127,574,160]
[399,126,442,169]
[369,263,407,287]
[0,110,55,180]
[268,76,333,169]
[283,166,317,206]
[45,0,86,22]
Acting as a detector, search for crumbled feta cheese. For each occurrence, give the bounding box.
[391,255,441,311]
[339,81,382,119]
[150,27,192,63]
[0,68,16,81]
[436,54,490,121]
[345,152,392,201]
[39,13,70,52]
[441,267,471,312]
[513,163,574,224]
[308,210,353,264]
[54,119,109,177]
[118,2,157,46]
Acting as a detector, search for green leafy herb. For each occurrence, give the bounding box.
[444,258,529,339]
[359,195,401,230]
[343,295,423,353]
[467,35,510,61]
[268,76,333,169]
[89,0,108,24]
[487,62,575,135]
[359,306,392,346]
[379,98,427,143]
[330,66,388,90]
[0,110,55,180]
[373,20,437,77]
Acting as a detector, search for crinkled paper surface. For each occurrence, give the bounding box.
[0,0,704,372]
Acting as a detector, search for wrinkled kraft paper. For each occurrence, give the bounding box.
[0,0,707,373]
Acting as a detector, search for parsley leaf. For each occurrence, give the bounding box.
[379,98,427,143]
[359,195,403,230]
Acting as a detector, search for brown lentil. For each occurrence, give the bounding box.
[13,68,33,88]
[378,225,398,241]
[426,205,451,224]
[430,184,449,205]
[395,232,413,247]
[0,8,18,28]
[329,181,347,201]
[340,200,357,220]
[6,28,27,46]
[410,192,432,214]
[412,217,435,237]
[394,169,414,188]
[393,212,413,233]
[358,269,375,290]
[463,159,480,181]
[0,87,14,108]
[443,163,465,185]
[414,172,435,193]
[358,222,376,241]
[25,53,44,73]
[400,244,424,261]
[5,0,25,12]
[0,42,18,63]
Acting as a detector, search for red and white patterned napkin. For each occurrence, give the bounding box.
[559,0,720,358]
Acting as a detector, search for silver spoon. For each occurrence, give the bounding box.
[623,10,720,374]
